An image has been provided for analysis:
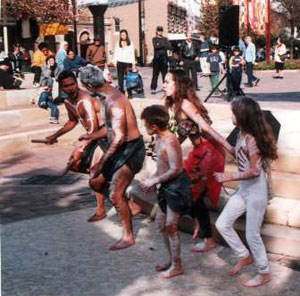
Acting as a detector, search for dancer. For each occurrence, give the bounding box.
[79,65,146,251]
[45,70,108,222]
[163,70,226,252]
[140,105,191,279]
[215,97,277,288]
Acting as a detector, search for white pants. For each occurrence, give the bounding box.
[200,57,210,75]
[216,174,270,274]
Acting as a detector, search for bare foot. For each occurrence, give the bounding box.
[228,256,254,276]
[243,273,271,288]
[128,199,142,216]
[157,265,184,279]
[191,238,215,253]
[109,237,135,251]
[155,262,171,272]
[87,212,107,223]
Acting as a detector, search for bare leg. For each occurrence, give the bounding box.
[108,165,135,251]
[88,175,107,222]
[155,208,171,272]
[158,206,183,279]
[228,256,254,276]
[128,194,143,216]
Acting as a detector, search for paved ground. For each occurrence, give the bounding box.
[1,146,300,296]
[138,67,300,110]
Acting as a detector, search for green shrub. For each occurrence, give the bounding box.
[255,60,300,70]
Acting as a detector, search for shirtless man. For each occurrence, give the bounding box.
[46,70,108,222]
[139,105,191,279]
[79,65,146,251]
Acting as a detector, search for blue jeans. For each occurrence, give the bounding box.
[38,92,58,119]
[246,62,258,86]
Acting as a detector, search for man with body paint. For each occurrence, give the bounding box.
[79,65,146,251]
[46,70,109,222]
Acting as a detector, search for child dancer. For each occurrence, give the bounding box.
[215,97,278,288]
[139,105,191,279]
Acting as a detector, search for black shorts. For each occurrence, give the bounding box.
[157,171,192,215]
[101,136,146,182]
[275,62,284,71]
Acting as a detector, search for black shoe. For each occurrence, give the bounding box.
[151,89,156,94]
[279,76,284,79]
[254,78,260,86]
[273,76,279,79]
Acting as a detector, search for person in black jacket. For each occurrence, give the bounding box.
[150,26,172,94]
[179,33,200,90]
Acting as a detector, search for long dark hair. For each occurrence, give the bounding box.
[231,97,278,161]
[164,69,212,124]
[119,29,131,47]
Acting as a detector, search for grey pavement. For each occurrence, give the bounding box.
[1,145,300,296]
[138,67,300,110]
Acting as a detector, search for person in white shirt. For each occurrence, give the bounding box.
[113,29,136,98]
[273,38,287,79]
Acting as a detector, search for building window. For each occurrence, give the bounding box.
[114,17,120,32]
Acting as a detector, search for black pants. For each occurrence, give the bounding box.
[117,61,132,97]
[31,66,42,84]
[184,59,198,89]
[150,59,168,91]
[190,192,212,239]
[246,62,258,86]
[231,70,242,94]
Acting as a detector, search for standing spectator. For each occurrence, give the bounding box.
[229,46,245,96]
[239,37,246,58]
[63,50,87,75]
[0,58,22,90]
[56,41,69,71]
[8,43,24,74]
[207,45,222,94]
[113,29,136,98]
[150,26,171,94]
[274,38,287,79]
[31,42,53,86]
[179,32,200,90]
[199,33,210,76]
[38,55,62,124]
[86,36,106,70]
[245,36,260,87]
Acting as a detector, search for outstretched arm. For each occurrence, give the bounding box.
[181,99,235,155]
[46,105,78,144]
[215,135,262,183]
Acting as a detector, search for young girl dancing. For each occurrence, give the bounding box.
[215,97,278,288]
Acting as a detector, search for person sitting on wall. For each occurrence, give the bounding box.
[0,58,23,90]
[63,49,87,75]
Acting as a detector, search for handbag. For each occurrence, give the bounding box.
[279,53,286,62]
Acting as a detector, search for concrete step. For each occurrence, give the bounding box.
[132,186,300,258]
[0,123,85,157]
[224,163,300,201]
[0,88,39,110]
[0,105,68,130]
[22,72,35,88]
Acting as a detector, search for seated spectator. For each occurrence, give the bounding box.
[8,43,24,75]
[56,41,69,70]
[63,50,87,75]
[0,58,23,90]
[37,56,61,124]
[31,42,53,86]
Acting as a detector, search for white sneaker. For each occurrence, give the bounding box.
[50,118,59,124]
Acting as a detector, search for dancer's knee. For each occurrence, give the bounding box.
[215,217,228,234]
[89,178,98,191]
